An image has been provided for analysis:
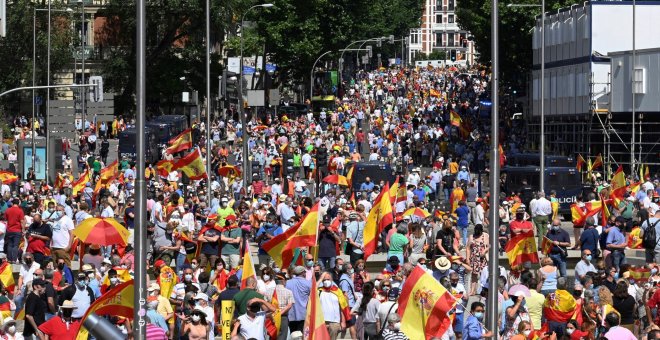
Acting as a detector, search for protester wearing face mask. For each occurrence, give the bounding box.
[463,301,493,340]
[545,218,570,277]
[382,313,407,340]
[53,259,74,290]
[257,267,276,294]
[433,256,452,283]
[36,299,79,340]
[182,306,211,340]
[16,252,40,313]
[147,282,175,337]
[59,273,95,321]
[509,206,533,237]
[195,293,215,339]
[318,272,349,339]
[1,317,21,340]
[145,295,169,334]
[606,216,628,272]
[574,250,596,286]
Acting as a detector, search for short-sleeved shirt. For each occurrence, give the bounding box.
[38,316,81,339]
[232,289,265,316]
[606,227,626,248]
[221,228,241,255]
[201,229,220,255]
[5,205,24,233]
[351,297,381,323]
[24,292,47,336]
[455,206,470,227]
[346,221,365,253]
[27,222,52,255]
[545,229,570,254]
[389,233,409,254]
[237,312,267,340]
[436,229,456,255]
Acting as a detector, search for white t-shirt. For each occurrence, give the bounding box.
[101,206,114,218]
[237,312,267,340]
[51,215,74,249]
[320,290,341,323]
[0,221,6,251]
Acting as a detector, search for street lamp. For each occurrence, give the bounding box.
[77,0,87,134]
[32,7,73,181]
[338,37,386,84]
[239,3,274,189]
[205,0,211,205]
[508,1,545,192]
[310,50,333,99]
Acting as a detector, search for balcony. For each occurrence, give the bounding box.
[67,0,109,7]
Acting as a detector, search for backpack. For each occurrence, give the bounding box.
[643,220,660,250]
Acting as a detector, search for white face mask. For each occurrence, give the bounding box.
[323,280,332,288]
[191,315,201,322]
[6,325,15,334]
[263,275,271,281]
[110,277,119,285]
[566,329,574,335]
[191,263,197,269]
[393,322,401,331]
[374,280,381,288]
[523,330,532,336]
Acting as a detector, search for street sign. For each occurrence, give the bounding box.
[247,90,265,107]
[35,96,43,105]
[227,57,240,73]
[89,76,104,102]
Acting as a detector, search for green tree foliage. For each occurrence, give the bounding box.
[0,0,75,113]
[455,0,573,89]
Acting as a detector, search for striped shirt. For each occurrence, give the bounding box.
[382,329,409,340]
[146,324,168,340]
[265,284,294,315]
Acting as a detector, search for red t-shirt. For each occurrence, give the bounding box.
[5,205,24,233]
[509,220,533,235]
[38,316,81,340]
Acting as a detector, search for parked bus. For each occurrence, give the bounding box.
[506,153,575,168]
[349,161,397,192]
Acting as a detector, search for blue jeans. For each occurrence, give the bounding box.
[318,257,336,271]
[454,312,464,334]
[611,250,626,271]
[549,253,567,277]
[175,252,186,273]
[4,232,21,262]
[457,224,468,246]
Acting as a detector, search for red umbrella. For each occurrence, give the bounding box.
[252,125,269,132]
[322,174,349,186]
[218,165,241,178]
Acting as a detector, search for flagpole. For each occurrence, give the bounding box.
[487,0,500,334]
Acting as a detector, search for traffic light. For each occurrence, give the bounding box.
[0,0,6,38]
[225,73,239,103]
[389,35,394,44]
[89,76,103,102]
[377,40,381,47]
[366,45,373,58]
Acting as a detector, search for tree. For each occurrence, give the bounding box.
[455,0,573,89]
[0,0,75,115]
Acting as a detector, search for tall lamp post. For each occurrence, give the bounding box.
[32,7,73,181]
[239,3,274,189]
[77,0,87,132]
[205,0,211,204]
[310,50,333,99]
[508,1,545,191]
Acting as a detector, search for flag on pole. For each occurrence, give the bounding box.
[363,183,393,260]
[240,243,257,289]
[542,290,576,323]
[283,203,320,250]
[266,290,281,339]
[0,171,18,184]
[77,280,135,340]
[609,166,627,205]
[303,278,331,340]
[540,236,554,255]
[505,231,539,267]
[397,265,457,340]
[156,159,175,177]
[174,149,207,180]
[263,219,304,269]
[629,267,652,282]
[589,154,603,171]
[166,128,193,155]
[72,169,92,196]
[450,110,461,127]
[570,203,587,226]
[346,164,355,188]
[0,262,14,294]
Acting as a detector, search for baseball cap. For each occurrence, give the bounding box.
[147,283,160,292]
[32,278,47,287]
[195,293,209,302]
[388,287,400,300]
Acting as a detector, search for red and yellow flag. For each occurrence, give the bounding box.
[576,154,586,172]
[263,220,302,269]
[266,290,281,339]
[0,171,18,184]
[363,183,394,260]
[505,231,539,266]
[551,200,560,221]
[156,159,175,178]
[629,181,643,195]
[77,279,134,340]
[303,278,330,340]
[629,267,652,282]
[174,149,207,180]
[99,160,119,183]
[0,262,15,294]
[72,169,92,196]
[540,236,554,255]
[429,88,440,97]
[389,177,406,204]
[100,268,132,294]
[283,203,320,250]
[642,164,650,181]
[157,265,177,299]
[397,265,457,340]
[346,164,355,188]
[54,173,65,191]
[240,243,257,289]
[570,204,587,226]
[166,128,193,155]
[589,154,603,171]
[543,290,576,323]
[610,166,627,206]
[628,227,644,249]
[450,110,461,127]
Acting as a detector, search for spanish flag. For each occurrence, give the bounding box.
[283,203,320,250]
[589,154,603,171]
[429,88,440,97]
[72,169,92,196]
[397,265,457,340]
[166,128,193,155]
[629,181,643,195]
[628,227,643,249]
[629,267,652,282]
[266,290,281,339]
[174,149,207,180]
[54,173,65,191]
[240,243,257,289]
[542,290,576,323]
[609,166,627,205]
[449,187,464,214]
[576,154,586,172]
[389,177,406,204]
[450,110,461,127]
[99,160,119,182]
[263,219,304,269]
[641,164,650,181]
[156,159,175,177]
[505,231,539,267]
[0,295,10,320]
[77,280,135,340]
[346,164,355,188]
[363,183,393,260]
[303,278,331,340]
[319,284,351,322]
[540,236,554,255]
[0,171,18,184]
[570,203,587,226]
[551,200,559,220]
[0,262,15,294]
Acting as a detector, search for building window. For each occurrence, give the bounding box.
[448,15,455,24]
[436,33,444,47]
[448,33,454,47]
[436,14,443,24]
[633,68,646,94]
[448,0,455,11]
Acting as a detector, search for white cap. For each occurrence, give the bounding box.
[195,293,209,302]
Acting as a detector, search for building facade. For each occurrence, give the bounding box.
[407,0,476,65]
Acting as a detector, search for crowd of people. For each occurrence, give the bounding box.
[0,63,657,340]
